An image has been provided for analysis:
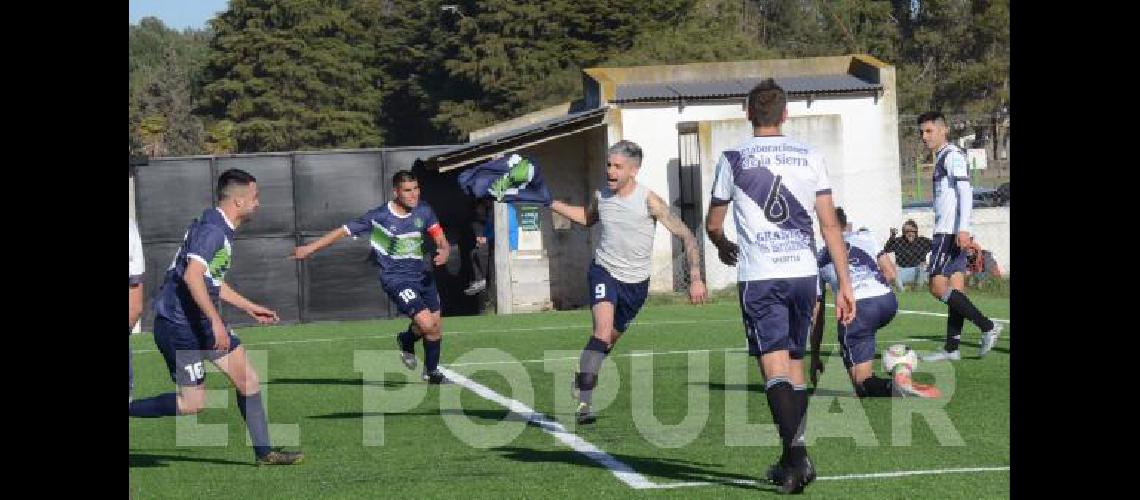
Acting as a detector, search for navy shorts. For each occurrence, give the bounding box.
[837,293,898,369]
[587,261,649,333]
[738,277,817,359]
[153,314,242,387]
[927,233,968,278]
[384,272,441,318]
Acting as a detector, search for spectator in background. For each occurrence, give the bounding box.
[465,198,493,296]
[883,220,932,292]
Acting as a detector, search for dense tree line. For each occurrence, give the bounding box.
[128,0,1008,156]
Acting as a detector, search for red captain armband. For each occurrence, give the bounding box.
[426,223,444,239]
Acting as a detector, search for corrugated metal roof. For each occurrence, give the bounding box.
[421,106,609,171]
[470,106,607,146]
[612,74,880,103]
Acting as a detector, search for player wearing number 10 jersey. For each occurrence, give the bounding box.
[291,170,452,383]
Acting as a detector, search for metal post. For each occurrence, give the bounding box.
[493,201,513,314]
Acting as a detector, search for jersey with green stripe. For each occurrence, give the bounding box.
[344,201,441,282]
[154,208,235,325]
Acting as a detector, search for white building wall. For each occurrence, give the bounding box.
[618,94,900,291]
[618,102,757,292]
[903,207,1010,276]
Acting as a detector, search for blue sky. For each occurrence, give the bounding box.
[129,0,230,31]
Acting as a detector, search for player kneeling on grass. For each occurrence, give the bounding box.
[549,140,708,425]
[766,208,938,487]
[291,171,451,384]
[809,208,941,399]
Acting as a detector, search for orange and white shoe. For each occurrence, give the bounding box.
[893,370,942,398]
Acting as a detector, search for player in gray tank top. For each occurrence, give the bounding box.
[594,182,655,282]
[549,140,707,424]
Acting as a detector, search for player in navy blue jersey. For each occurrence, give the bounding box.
[292,170,452,383]
[129,169,303,466]
[915,112,1002,362]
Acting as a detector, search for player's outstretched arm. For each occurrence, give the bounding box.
[220,282,280,325]
[817,194,855,326]
[550,195,598,227]
[289,227,349,260]
[647,191,706,303]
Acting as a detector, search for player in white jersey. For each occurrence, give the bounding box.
[549,140,708,425]
[130,218,145,401]
[916,112,1002,362]
[705,79,855,494]
[810,208,941,399]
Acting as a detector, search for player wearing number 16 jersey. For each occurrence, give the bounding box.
[129,169,302,466]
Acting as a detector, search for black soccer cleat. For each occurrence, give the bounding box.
[777,457,816,494]
[255,449,304,466]
[801,456,816,486]
[422,370,448,384]
[777,468,806,494]
[765,463,783,485]
[766,456,815,490]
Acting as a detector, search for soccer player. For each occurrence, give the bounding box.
[128,169,303,466]
[915,112,1003,362]
[705,78,855,494]
[291,170,451,383]
[549,139,708,425]
[130,218,145,402]
[808,208,941,399]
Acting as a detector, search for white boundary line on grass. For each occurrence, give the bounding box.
[130,319,737,353]
[443,335,1001,369]
[132,308,1009,354]
[437,363,1010,490]
[826,303,1010,324]
[637,466,1011,489]
[435,366,658,490]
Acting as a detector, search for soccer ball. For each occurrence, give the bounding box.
[882,344,918,374]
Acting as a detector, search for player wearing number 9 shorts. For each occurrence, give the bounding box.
[549,140,708,424]
[291,170,452,383]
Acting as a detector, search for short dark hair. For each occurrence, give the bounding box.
[835,207,848,229]
[903,219,918,231]
[392,170,417,188]
[217,168,256,201]
[747,78,786,127]
[917,111,946,126]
